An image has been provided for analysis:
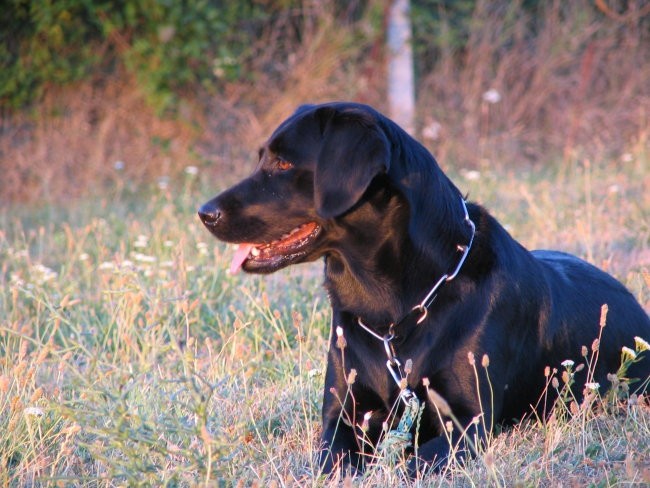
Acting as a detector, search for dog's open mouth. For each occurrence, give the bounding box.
[229,222,321,274]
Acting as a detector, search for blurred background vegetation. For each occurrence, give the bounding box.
[1,0,649,202]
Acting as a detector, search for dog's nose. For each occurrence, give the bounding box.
[198,202,222,226]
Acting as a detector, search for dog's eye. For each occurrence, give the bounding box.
[276,159,293,171]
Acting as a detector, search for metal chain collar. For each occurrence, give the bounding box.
[356,195,476,400]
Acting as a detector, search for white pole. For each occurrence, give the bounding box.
[387,0,415,135]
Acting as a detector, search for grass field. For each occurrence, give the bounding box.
[1,155,649,486]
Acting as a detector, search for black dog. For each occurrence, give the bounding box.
[199,102,650,475]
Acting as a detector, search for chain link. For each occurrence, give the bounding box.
[355,195,475,400]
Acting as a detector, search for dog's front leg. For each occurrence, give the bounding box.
[318,330,365,475]
[407,418,487,475]
[318,418,362,475]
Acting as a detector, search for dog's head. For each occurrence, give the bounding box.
[198,103,393,274]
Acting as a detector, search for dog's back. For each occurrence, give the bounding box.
[533,250,650,394]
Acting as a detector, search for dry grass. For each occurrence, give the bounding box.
[417,0,650,170]
[0,151,648,486]
[0,71,203,203]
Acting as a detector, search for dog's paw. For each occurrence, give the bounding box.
[317,448,362,478]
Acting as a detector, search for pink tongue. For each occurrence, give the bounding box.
[229,243,255,274]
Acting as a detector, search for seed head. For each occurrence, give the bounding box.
[292,311,302,329]
[347,369,357,385]
[360,411,372,432]
[468,351,475,366]
[30,387,43,402]
[0,375,9,393]
[482,354,490,368]
[599,304,608,328]
[335,326,347,349]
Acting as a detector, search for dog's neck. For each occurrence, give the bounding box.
[323,170,475,332]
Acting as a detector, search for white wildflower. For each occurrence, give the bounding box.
[185,165,199,176]
[561,359,575,368]
[482,88,501,104]
[584,382,600,391]
[98,262,115,271]
[24,406,45,417]
[134,235,149,248]
[131,252,156,264]
[157,176,169,190]
[621,153,633,163]
[114,160,125,171]
[461,169,481,181]
[10,273,25,285]
[608,184,621,195]
[32,264,57,283]
[621,346,637,361]
[422,120,442,141]
[634,336,650,352]
[197,242,209,256]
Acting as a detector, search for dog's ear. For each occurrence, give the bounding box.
[314,107,391,218]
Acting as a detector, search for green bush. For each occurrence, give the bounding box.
[0,0,103,108]
[0,0,295,112]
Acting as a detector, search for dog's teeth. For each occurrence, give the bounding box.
[251,247,260,257]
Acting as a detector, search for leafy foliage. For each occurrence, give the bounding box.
[0,0,102,108]
[0,0,296,111]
